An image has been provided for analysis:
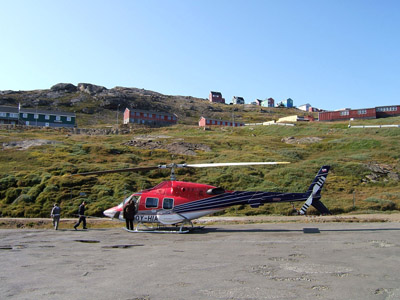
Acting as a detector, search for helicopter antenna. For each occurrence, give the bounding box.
[170,167,176,181]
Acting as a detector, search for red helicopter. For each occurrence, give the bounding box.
[75,162,331,233]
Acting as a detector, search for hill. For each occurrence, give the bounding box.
[0,83,313,126]
[1,113,400,218]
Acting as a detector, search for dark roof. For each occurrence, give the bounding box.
[20,108,76,117]
[125,108,176,117]
[0,105,75,116]
[0,106,19,113]
[210,91,222,96]
[200,116,244,124]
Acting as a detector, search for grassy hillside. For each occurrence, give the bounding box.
[0,84,315,126]
[1,117,400,218]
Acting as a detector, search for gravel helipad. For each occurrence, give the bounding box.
[1,222,400,299]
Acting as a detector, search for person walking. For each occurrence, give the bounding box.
[74,201,87,230]
[50,203,61,230]
[123,199,136,230]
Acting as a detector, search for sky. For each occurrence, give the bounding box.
[1,0,399,111]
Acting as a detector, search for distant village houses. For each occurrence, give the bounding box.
[123,108,177,126]
[276,98,294,108]
[255,98,274,107]
[298,103,312,112]
[232,96,245,105]
[209,91,225,104]
[199,116,244,127]
[0,105,76,127]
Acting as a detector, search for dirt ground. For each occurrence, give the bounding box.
[1,221,400,299]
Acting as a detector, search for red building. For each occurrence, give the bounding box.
[376,105,400,118]
[209,91,225,104]
[319,108,377,121]
[199,116,244,127]
[267,98,275,107]
[123,108,177,126]
[319,105,400,121]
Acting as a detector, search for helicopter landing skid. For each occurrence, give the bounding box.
[124,221,205,234]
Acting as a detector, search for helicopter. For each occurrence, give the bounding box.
[74,162,331,233]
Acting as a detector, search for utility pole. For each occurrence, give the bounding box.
[116,104,121,127]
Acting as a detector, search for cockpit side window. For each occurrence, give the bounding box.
[145,197,159,208]
[163,198,174,209]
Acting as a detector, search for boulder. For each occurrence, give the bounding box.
[50,83,77,93]
[77,83,106,95]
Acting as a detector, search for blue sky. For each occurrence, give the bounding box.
[1,0,399,110]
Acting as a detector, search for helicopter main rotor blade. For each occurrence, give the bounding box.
[71,162,290,176]
[185,162,290,168]
[71,166,159,176]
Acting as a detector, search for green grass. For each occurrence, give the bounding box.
[1,118,400,218]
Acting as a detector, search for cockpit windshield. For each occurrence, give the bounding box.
[122,195,140,205]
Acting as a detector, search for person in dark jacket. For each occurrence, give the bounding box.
[50,203,61,230]
[123,200,136,230]
[74,201,87,230]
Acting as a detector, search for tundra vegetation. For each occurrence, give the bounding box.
[1,115,399,219]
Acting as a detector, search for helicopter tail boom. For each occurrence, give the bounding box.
[299,166,331,215]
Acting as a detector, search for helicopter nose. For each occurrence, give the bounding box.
[103,206,120,219]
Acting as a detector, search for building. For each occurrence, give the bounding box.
[298,103,312,112]
[123,108,177,126]
[0,105,76,127]
[282,98,294,108]
[0,106,19,125]
[277,115,314,123]
[276,98,293,108]
[209,91,225,104]
[255,98,274,107]
[232,96,245,105]
[319,108,377,121]
[376,106,400,118]
[198,116,244,127]
[319,105,400,121]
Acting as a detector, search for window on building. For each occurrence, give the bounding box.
[22,113,28,118]
[163,198,174,209]
[358,110,367,115]
[45,115,50,120]
[26,121,30,126]
[145,197,159,208]
[10,113,18,118]
[45,123,50,127]
[55,116,61,121]
[34,114,38,119]
[340,111,349,116]
[0,113,5,117]
[67,116,71,122]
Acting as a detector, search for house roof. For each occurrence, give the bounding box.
[125,108,176,117]
[210,91,222,97]
[0,105,75,116]
[0,106,19,113]
[199,116,244,124]
[20,108,76,116]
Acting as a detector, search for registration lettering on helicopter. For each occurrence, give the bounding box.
[135,215,159,222]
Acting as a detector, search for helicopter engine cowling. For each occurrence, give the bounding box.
[206,187,226,195]
[157,210,185,225]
